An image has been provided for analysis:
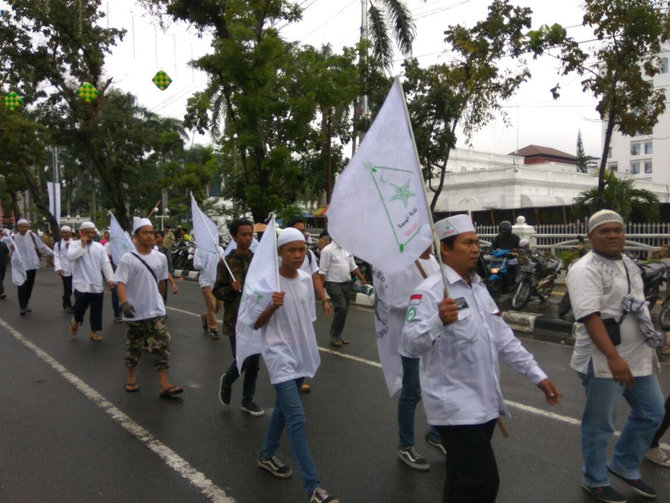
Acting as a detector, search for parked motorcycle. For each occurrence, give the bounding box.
[171,240,195,271]
[511,249,562,310]
[485,249,518,298]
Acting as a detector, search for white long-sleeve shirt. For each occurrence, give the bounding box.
[67,240,114,293]
[318,242,357,282]
[53,239,73,276]
[401,264,547,426]
[13,231,53,270]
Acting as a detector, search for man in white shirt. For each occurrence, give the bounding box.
[402,214,560,503]
[67,222,114,341]
[114,218,182,397]
[567,209,670,503]
[13,218,54,315]
[53,225,74,312]
[318,241,366,347]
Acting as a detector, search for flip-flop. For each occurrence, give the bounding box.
[341,338,350,344]
[69,320,78,336]
[90,333,103,341]
[125,383,139,393]
[330,339,343,347]
[159,386,183,398]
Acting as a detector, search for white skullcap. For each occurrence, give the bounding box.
[60,225,72,233]
[519,239,530,247]
[435,214,475,240]
[79,221,96,231]
[17,219,29,226]
[277,227,305,248]
[588,209,624,233]
[132,217,153,234]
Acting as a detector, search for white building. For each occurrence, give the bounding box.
[605,51,670,185]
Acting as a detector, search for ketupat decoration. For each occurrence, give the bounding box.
[78,82,99,102]
[4,91,23,111]
[152,70,172,91]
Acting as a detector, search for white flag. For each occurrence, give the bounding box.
[328,78,432,274]
[109,213,134,265]
[47,182,61,225]
[8,235,26,286]
[235,216,279,373]
[191,194,221,285]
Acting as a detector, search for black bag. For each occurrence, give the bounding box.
[602,318,621,346]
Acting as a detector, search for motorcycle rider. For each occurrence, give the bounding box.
[491,221,521,289]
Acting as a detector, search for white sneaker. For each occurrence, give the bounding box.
[645,447,670,467]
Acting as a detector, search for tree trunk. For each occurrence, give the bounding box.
[598,105,617,203]
[430,121,459,211]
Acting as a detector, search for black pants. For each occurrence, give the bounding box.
[0,261,6,295]
[73,290,104,332]
[61,275,73,308]
[325,281,352,339]
[651,395,670,448]
[17,269,37,309]
[437,419,499,503]
[223,334,260,403]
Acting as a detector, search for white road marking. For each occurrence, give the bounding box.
[0,317,235,503]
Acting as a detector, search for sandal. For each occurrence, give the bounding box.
[124,383,139,393]
[69,319,78,336]
[330,338,343,347]
[341,338,350,344]
[90,332,103,341]
[159,385,183,398]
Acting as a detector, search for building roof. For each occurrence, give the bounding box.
[508,144,578,162]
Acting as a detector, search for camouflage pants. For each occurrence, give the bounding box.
[125,317,171,371]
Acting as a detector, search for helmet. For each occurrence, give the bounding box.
[498,221,512,233]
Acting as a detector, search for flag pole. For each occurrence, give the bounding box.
[269,214,280,288]
[396,77,450,296]
[190,193,236,282]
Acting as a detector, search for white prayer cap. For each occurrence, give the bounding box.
[435,214,475,240]
[79,221,96,231]
[132,217,153,234]
[277,227,305,248]
[17,218,29,226]
[588,209,624,233]
[60,225,72,233]
[519,238,530,248]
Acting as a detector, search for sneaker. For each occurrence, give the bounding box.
[300,382,311,393]
[581,483,627,503]
[645,447,670,467]
[425,432,447,456]
[607,466,656,498]
[219,374,231,405]
[241,400,264,417]
[310,487,339,503]
[208,329,220,340]
[397,445,430,471]
[257,455,292,479]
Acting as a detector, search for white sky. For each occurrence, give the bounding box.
[95,1,602,157]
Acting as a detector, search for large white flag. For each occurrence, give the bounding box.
[8,235,26,286]
[109,213,134,265]
[191,194,221,285]
[47,181,61,225]
[328,78,432,274]
[235,216,279,373]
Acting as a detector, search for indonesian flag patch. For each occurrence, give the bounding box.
[409,294,422,306]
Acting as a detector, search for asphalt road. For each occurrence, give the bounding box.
[1,267,669,503]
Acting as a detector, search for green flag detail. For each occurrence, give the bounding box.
[78,82,99,103]
[152,70,172,91]
[4,92,23,111]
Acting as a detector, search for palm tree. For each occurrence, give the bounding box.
[365,0,422,71]
[572,171,660,222]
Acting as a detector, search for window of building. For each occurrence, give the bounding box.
[645,160,653,173]
[631,161,641,174]
[662,57,669,74]
[631,143,641,156]
[608,146,612,158]
[609,162,618,172]
[645,141,653,155]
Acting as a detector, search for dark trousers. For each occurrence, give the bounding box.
[651,395,670,448]
[0,261,6,295]
[437,419,499,503]
[223,334,260,403]
[73,290,104,332]
[325,281,351,339]
[17,269,37,309]
[110,284,121,318]
[61,275,73,308]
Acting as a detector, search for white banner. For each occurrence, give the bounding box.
[8,235,26,286]
[327,78,432,274]
[47,181,61,225]
[190,195,221,285]
[109,213,134,266]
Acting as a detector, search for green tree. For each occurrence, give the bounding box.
[402,0,539,210]
[365,0,420,71]
[529,0,670,203]
[572,170,660,222]
[576,130,588,173]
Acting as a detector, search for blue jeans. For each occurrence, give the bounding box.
[261,378,320,495]
[398,356,439,447]
[578,361,664,487]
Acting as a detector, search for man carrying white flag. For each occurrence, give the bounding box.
[327,78,433,274]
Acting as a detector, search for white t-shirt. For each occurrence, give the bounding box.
[260,270,320,384]
[568,251,654,378]
[298,249,319,276]
[114,249,168,320]
[319,242,357,282]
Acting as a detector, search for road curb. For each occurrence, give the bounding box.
[503,310,576,345]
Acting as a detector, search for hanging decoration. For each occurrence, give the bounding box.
[78,82,99,103]
[4,92,23,111]
[152,70,172,91]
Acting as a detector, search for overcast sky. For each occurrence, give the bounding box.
[99,1,601,157]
